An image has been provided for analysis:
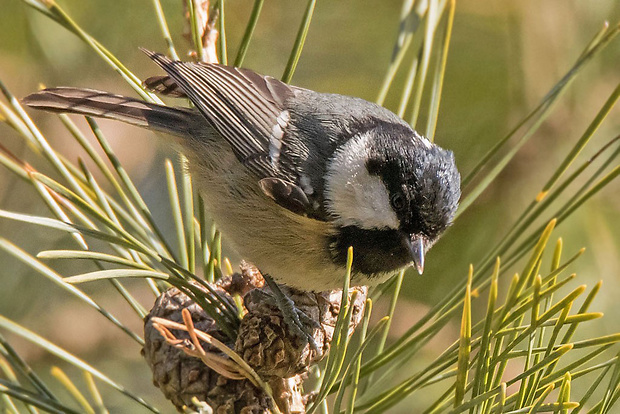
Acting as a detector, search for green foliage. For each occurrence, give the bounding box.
[0,0,619,413]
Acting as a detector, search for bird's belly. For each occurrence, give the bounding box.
[180,140,348,291]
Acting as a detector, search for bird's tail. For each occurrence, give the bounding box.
[22,87,200,137]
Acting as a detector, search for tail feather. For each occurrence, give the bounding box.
[22,87,200,137]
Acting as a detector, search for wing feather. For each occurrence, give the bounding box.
[142,50,317,217]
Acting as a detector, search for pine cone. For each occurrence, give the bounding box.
[142,285,274,412]
[143,266,367,413]
[236,284,368,378]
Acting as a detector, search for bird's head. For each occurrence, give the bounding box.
[325,119,460,280]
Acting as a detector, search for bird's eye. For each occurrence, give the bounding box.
[390,193,406,211]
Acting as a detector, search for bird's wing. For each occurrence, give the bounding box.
[143,50,318,218]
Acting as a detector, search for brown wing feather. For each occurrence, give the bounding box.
[143,75,188,98]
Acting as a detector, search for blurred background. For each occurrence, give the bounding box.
[1,0,619,412]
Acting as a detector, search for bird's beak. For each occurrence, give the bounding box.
[408,236,426,275]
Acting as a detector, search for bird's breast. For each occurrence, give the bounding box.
[179,138,355,291]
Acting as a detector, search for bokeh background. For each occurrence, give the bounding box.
[1,0,619,412]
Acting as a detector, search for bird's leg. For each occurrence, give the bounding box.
[259,274,320,350]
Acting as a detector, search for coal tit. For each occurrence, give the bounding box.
[23,50,461,292]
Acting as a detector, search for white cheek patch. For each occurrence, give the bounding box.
[325,132,400,230]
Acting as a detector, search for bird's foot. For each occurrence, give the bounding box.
[253,274,320,351]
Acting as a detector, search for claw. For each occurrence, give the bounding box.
[261,274,320,351]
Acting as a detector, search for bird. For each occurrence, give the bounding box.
[23,49,461,294]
